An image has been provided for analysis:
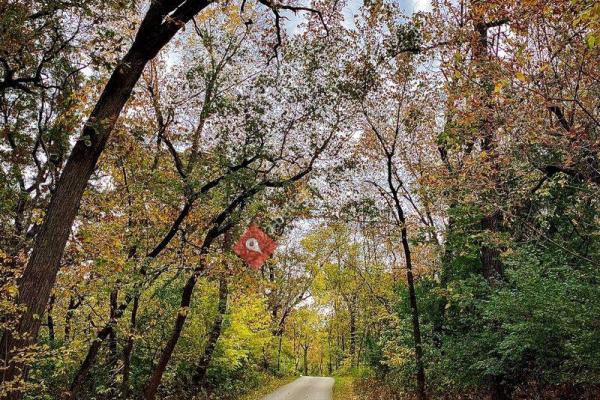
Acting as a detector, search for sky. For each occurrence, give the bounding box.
[284,0,432,33]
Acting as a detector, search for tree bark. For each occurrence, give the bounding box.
[142,273,200,399]
[107,290,119,367]
[348,305,356,367]
[121,295,139,398]
[0,2,212,396]
[68,325,113,399]
[385,151,427,399]
[63,296,81,343]
[303,344,309,375]
[46,295,55,343]
[472,15,505,284]
[142,225,226,400]
[481,210,504,281]
[192,276,228,387]
[68,172,259,397]
[277,334,283,372]
[142,183,287,399]
[67,295,131,399]
[400,224,427,400]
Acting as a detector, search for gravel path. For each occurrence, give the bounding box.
[262,376,334,400]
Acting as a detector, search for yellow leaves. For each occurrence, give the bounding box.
[575,2,600,49]
[195,2,246,34]
[494,73,525,94]
[195,6,218,24]
[494,81,505,94]
[223,3,243,31]
[178,306,189,317]
[5,284,19,297]
[586,34,599,49]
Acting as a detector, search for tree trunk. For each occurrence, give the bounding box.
[348,305,356,367]
[143,273,198,399]
[192,276,228,387]
[384,154,427,399]
[107,290,119,367]
[327,330,333,375]
[303,345,309,375]
[472,16,505,284]
[63,296,80,342]
[69,200,201,395]
[68,291,131,397]
[192,231,232,388]
[277,334,283,372]
[121,295,139,398]
[142,225,225,400]
[68,325,113,399]
[142,185,271,399]
[481,210,504,281]
[401,229,427,400]
[46,295,55,343]
[0,2,211,396]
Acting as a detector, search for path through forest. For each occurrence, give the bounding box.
[262,376,334,400]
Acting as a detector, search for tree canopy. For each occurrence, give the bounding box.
[1,1,599,399]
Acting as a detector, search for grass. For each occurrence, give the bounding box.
[333,376,357,400]
[239,375,296,400]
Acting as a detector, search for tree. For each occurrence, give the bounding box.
[1,1,215,393]
[0,0,330,395]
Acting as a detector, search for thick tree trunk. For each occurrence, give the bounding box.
[472,14,509,399]
[192,276,228,387]
[472,16,505,285]
[481,210,504,281]
[0,2,211,396]
[0,56,144,388]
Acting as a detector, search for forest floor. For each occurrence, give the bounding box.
[332,376,357,400]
